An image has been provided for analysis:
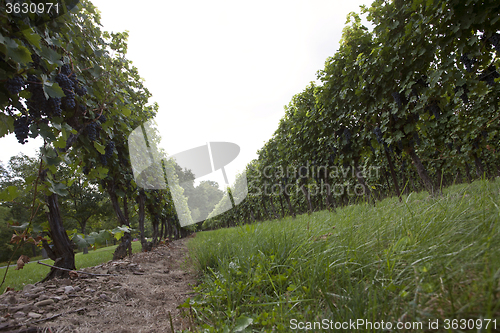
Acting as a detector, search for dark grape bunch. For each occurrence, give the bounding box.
[26,75,47,118]
[105,141,114,159]
[478,65,500,87]
[391,91,407,108]
[395,142,402,156]
[86,122,98,141]
[61,64,72,76]
[428,102,441,119]
[416,75,429,88]
[55,72,76,109]
[99,141,115,166]
[75,85,87,96]
[47,97,62,117]
[400,160,407,171]
[14,116,30,144]
[100,154,108,166]
[373,127,383,144]
[96,114,107,124]
[5,76,25,95]
[454,85,469,104]
[488,33,500,53]
[30,54,41,70]
[414,133,421,146]
[459,54,475,73]
[343,128,351,145]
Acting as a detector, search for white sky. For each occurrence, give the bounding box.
[1,0,372,186]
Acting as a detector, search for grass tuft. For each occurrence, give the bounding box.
[186,179,500,332]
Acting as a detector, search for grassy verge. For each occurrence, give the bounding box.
[0,241,142,292]
[186,179,500,332]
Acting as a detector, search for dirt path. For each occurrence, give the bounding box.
[0,237,198,333]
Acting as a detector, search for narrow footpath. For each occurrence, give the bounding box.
[0,237,197,333]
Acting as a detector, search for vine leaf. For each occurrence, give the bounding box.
[94,141,105,155]
[0,186,20,201]
[233,316,253,332]
[43,81,65,99]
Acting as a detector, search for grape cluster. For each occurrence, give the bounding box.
[479,65,499,87]
[30,54,41,69]
[401,160,407,171]
[26,75,47,118]
[428,102,441,119]
[69,75,85,96]
[47,97,62,117]
[460,54,475,73]
[86,122,98,141]
[61,64,72,76]
[99,141,115,166]
[105,141,115,159]
[343,128,351,144]
[55,73,76,109]
[488,33,500,53]
[410,87,419,101]
[5,76,25,95]
[100,154,108,166]
[414,133,421,146]
[391,91,407,108]
[14,116,30,144]
[96,114,107,124]
[373,127,383,144]
[82,166,90,175]
[395,143,402,156]
[416,76,429,88]
[454,85,469,104]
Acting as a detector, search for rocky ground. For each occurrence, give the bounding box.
[0,237,198,333]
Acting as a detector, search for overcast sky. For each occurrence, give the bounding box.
[1,0,372,187]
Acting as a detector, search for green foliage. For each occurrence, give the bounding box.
[202,0,500,229]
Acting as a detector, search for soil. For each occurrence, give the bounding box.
[0,237,198,333]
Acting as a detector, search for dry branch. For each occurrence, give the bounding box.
[37,261,118,277]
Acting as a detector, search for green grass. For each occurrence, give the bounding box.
[186,179,500,332]
[0,241,142,292]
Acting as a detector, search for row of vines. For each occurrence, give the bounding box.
[203,0,500,230]
[0,0,192,283]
